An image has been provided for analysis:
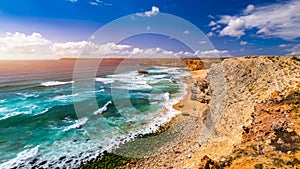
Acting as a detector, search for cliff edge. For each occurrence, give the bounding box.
[191,56,300,168]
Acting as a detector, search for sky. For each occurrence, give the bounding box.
[0,0,299,59]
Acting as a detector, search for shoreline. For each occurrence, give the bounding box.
[119,69,209,169]
[79,69,209,169]
[173,70,208,114]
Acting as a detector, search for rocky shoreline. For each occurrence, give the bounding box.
[80,56,300,169]
[78,68,208,169]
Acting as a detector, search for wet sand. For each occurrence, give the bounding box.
[173,70,208,115]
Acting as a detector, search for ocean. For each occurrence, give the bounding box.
[0,60,188,168]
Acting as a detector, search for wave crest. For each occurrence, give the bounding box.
[94,101,112,115]
[40,81,73,87]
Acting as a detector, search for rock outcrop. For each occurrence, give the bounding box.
[191,76,211,104]
[182,56,300,168]
[208,87,300,169]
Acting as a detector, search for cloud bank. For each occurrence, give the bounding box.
[0,32,230,59]
[210,0,300,40]
[0,32,51,57]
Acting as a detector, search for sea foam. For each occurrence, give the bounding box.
[94,101,112,115]
[95,78,115,84]
[0,111,31,120]
[0,146,39,169]
[40,81,74,87]
[63,117,88,132]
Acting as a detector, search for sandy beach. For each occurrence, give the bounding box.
[173,70,208,112]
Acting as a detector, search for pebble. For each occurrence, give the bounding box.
[39,160,47,165]
[287,128,293,132]
[265,139,272,145]
[59,156,66,161]
[30,158,38,165]
[277,138,284,144]
[66,159,73,163]
[220,158,226,162]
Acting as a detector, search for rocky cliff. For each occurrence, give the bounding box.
[192,56,300,168]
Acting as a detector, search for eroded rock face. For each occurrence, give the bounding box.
[186,60,206,71]
[200,56,300,159]
[191,76,211,104]
[224,89,300,169]
[139,58,206,69]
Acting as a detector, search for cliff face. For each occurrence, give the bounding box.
[227,89,300,168]
[197,86,300,169]
[194,56,300,161]
[140,58,207,70]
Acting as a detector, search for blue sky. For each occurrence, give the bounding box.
[0,0,299,59]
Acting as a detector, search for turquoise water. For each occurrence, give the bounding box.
[0,60,188,168]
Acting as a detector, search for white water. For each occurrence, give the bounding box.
[40,81,74,87]
[94,101,112,115]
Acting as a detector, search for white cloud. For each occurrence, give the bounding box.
[68,0,77,2]
[208,15,215,19]
[218,15,236,24]
[0,32,50,47]
[128,47,175,58]
[0,32,51,57]
[211,25,221,31]
[51,41,131,57]
[243,4,254,15]
[128,48,231,58]
[216,0,300,40]
[0,32,133,58]
[287,44,300,55]
[240,41,247,45]
[89,1,99,6]
[130,47,177,58]
[183,30,190,34]
[219,18,245,38]
[51,41,91,56]
[208,20,221,31]
[89,0,111,6]
[52,41,231,59]
[195,49,231,58]
[51,41,194,58]
[208,21,217,27]
[0,32,232,59]
[137,6,159,17]
[207,32,214,37]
